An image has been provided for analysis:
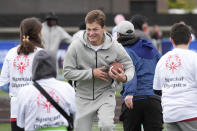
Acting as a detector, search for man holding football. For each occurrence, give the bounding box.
[63,9,134,131]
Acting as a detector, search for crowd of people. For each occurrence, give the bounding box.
[0,9,197,131]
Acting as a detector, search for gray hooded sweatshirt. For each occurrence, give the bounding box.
[63,32,134,100]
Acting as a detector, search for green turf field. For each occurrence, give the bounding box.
[0,124,11,131]
[0,123,123,131]
[0,90,9,98]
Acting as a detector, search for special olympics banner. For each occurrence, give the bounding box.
[0,40,19,69]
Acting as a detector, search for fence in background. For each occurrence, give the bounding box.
[1,39,197,69]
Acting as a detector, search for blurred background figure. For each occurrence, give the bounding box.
[150,25,163,52]
[179,21,196,41]
[130,14,152,42]
[191,28,196,41]
[41,12,72,59]
[151,25,162,40]
[72,22,86,41]
[112,14,125,39]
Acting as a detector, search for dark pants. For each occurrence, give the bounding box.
[120,96,163,131]
[11,121,24,131]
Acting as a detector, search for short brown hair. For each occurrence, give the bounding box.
[85,10,105,27]
[18,17,43,55]
[170,23,191,45]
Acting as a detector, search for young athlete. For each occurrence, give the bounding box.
[153,23,197,131]
[16,50,76,131]
[0,17,43,131]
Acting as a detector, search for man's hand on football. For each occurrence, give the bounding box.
[93,66,109,82]
[108,68,127,82]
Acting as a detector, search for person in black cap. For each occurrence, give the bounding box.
[41,12,72,67]
[130,14,152,42]
[45,12,58,27]
[16,50,76,131]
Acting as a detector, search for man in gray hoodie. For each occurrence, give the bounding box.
[63,10,135,131]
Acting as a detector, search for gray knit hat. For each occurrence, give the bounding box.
[32,50,57,81]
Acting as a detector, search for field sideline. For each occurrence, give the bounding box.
[0,123,124,131]
[0,123,167,131]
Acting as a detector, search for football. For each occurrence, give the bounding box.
[109,62,124,73]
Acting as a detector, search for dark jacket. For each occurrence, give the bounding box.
[118,34,161,101]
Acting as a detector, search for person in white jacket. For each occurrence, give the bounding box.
[41,12,72,59]
[17,50,76,131]
[0,17,43,131]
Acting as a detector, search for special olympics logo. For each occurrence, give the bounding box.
[13,55,30,74]
[166,54,181,73]
[37,90,59,113]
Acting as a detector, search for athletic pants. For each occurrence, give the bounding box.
[166,120,197,131]
[74,90,116,131]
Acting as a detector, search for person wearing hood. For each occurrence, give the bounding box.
[16,50,76,131]
[117,21,163,131]
[63,10,135,131]
[130,14,152,42]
